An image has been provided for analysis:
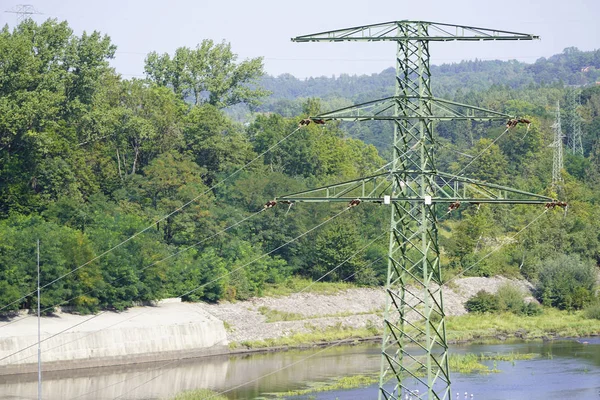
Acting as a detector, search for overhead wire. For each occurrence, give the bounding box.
[106,221,386,400]
[0,312,104,364]
[454,127,511,176]
[207,342,347,400]
[0,204,350,368]
[181,126,551,399]
[442,208,549,286]
[299,231,388,293]
[0,208,267,330]
[43,204,547,399]
[0,125,306,314]
[58,206,367,399]
[3,116,549,397]
[177,205,351,300]
[204,207,550,400]
[8,309,149,366]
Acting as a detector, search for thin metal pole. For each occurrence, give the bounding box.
[37,239,41,400]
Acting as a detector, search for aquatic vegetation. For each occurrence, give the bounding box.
[449,352,537,374]
[169,388,227,400]
[448,353,490,374]
[273,374,378,397]
[271,352,537,398]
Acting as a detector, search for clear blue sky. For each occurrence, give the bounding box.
[2,0,599,79]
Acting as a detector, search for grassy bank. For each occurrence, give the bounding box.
[233,323,380,349]
[257,305,382,323]
[445,308,600,342]
[231,308,599,350]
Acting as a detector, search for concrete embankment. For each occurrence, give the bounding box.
[0,300,227,375]
[0,276,532,375]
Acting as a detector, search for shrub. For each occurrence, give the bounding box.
[520,301,543,316]
[496,283,526,313]
[583,301,600,320]
[535,254,596,310]
[465,290,499,313]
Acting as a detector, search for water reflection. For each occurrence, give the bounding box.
[0,339,598,400]
[0,345,382,400]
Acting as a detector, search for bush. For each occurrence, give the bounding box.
[535,254,596,310]
[583,301,600,320]
[465,286,543,316]
[520,301,543,316]
[496,283,526,313]
[465,290,499,313]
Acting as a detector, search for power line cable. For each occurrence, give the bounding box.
[0,312,104,364]
[7,308,148,366]
[0,204,349,366]
[0,125,305,314]
[108,228,385,399]
[442,208,549,285]
[208,342,346,400]
[51,206,545,399]
[0,208,266,330]
[177,206,351,300]
[299,231,387,293]
[205,207,552,400]
[202,209,548,400]
[454,127,511,177]
[54,207,357,399]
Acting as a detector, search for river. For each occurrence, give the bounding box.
[1,338,599,400]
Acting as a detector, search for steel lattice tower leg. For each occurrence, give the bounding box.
[379,24,450,400]
[552,101,564,187]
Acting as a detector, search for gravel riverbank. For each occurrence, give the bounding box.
[198,276,534,344]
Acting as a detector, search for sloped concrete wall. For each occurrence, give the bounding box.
[0,300,227,375]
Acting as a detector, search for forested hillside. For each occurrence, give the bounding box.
[259,47,600,115]
[1,19,599,317]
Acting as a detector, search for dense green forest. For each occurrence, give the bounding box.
[0,19,599,316]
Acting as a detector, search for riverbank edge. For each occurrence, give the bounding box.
[2,319,598,378]
[227,324,600,354]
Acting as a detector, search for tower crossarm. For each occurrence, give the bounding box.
[292,21,539,42]
[310,96,513,122]
[275,171,554,205]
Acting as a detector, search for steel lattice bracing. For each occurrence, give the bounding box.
[551,101,565,186]
[277,21,544,400]
[4,4,42,23]
[291,21,539,42]
[566,90,584,156]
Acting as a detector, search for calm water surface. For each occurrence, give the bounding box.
[1,338,599,400]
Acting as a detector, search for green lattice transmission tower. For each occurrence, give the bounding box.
[276,21,556,399]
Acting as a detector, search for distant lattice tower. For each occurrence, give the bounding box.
[551,101,565,186]
[567,91,584,156]
[4,4,41,23]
